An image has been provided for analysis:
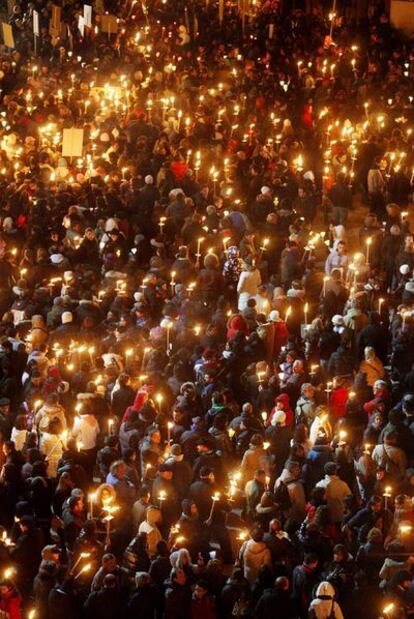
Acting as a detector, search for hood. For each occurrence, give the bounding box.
[42,403,63,415]
[229,315,246,330]
[146,506,161,526]
[315,581,335,598]
[275,393,290,409]
[32,314,46,328]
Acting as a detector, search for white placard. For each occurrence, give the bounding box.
[84,4,92,27]
[33,10,39,36]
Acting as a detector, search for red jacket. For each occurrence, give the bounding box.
[331,386,348,418]
[272,321,289,356]
[0,589,22,619]
[227,315,249,341]
[270,393,294,428]
[191,594,217,619]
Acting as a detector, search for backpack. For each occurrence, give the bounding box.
[379,445,401,479]
[274,480,292,511]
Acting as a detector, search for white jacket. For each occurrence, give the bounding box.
[237,269,261,310]
[309,582,344,619]
[40,432,63,477]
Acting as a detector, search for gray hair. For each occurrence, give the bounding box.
[135,572,151,588]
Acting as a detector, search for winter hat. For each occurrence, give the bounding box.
[268,310,280,322]
[61,311,73,324]
[50,253,64,265]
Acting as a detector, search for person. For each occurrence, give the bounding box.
[292,553,320,619]
[316,462,352,525]
[164,568,192,619]
[191,579,217,619]
[309,581,344,619]
[255,576,295,619]
[238,528,272,585]
[84,573,126,619]
[128,571,159,619]
[0,2,414,618]
[91,554,130,592]
[328,172,353,226]
[359,346,385,388]
[0,579,22,619]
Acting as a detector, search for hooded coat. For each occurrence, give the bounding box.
[309,581,344,619]
[239,539,271,584]
[269,393,294,428]
[138,507,163,556]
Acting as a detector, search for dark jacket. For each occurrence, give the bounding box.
[164,581,192,619]
[255,588,296,619]
[84,586,127,619]
[128,583,159,619]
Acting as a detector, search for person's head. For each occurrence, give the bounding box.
[269,518,282,533]
[197,438,214,453]
[370,496,383,512]
[68,495,83,516]
[138,486,150,503]
[118,373,130,387]
[110,460,126,479]
[251,528,264,543]
[275,576,289,591]
[254,469,266,485]
[194,580,209,599]
[0,580,13,596]
[242,402,253,415]
[364,346,376,361]
[102,553,117,572]
[159,464,173,481]
[103,573,117,589]
[336,241,346,255]
[0,398,10,416]
[303,553,318,569]
[301,383,314,399]
[367,527,383,544]
[135,572,151,588]
[324,462,337,477]
[333,544,347,563]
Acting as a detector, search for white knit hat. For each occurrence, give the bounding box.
[61,311,73,324]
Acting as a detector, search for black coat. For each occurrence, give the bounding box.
[327,345,355,377]
[111,385,136,418]
[164,581,192,619]
[84,587,127,619]
[357,324,388,362]
[255,588,296,619]
[48,585,79,619]
[127,583,159,619]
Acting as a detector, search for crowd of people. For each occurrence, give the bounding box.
[0,0,414,617]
